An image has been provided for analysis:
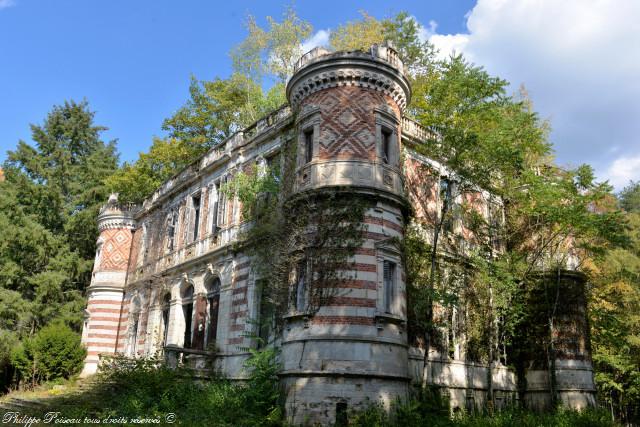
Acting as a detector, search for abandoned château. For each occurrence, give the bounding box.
[81,44,596,425]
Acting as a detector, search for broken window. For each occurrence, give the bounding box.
[182,285,194,349]
[205,277,221,349]
[192,194,201,242]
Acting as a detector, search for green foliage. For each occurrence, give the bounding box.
[224,148,368,331]
[232,7,312,83]
[0,99,115,391]
[77,348,282,426]
[330,11,435,73]
[349,391,617,427]
[330,11,386,52]
[590,210,640,423]
[11,323,85,385]
[619,181,640,212]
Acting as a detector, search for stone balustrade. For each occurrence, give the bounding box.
[294,159,404,199]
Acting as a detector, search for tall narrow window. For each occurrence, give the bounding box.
[167,212,177,252]
[304,129,313,164]
[295,260,307,312]
[139,223,148,265]
[381,128,392,164]
[161,294,171,348]
[335,402,348,427]
[383,260,396,314]
[217,179,227,228]
[129,298,141,357]
[131,316,139,356]
[182,285,194,349]
[257,280,274,348]
[205,277,220,348]
[192,194,201,242]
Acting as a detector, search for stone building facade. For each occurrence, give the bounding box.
[81,45,596,425]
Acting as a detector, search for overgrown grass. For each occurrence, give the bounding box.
[2,354,619,426]
[84,349,282,426]
[349,388,618,427]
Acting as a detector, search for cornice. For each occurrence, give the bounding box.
[287,55,411,112]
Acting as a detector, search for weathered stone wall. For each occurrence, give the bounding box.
[81,44,596,424]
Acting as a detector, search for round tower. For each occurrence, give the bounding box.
[81,194,137,376]
[282,44,411,425]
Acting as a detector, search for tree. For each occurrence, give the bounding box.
[232,7,312,83]
[589,194,640,423]
[107,9,308,203]
[1,100,116,389]
[333,11,625,411]
[330,11,385,53]
[619,181,640,213]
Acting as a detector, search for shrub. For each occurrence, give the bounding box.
[10,323,86,386]
[90,348,283,426]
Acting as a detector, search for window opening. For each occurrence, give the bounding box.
[335,402,348,427]
[296,260,307,312]
[217,179,227,227]
[167,211,177,252]
[381,128,392,164]
[383,260,396,313]
[182,285,194,349]
[304,129,313,164]
[192,194,201,242]
[205,278,220,348]
[161,293,171,348]
[257,280,274,348]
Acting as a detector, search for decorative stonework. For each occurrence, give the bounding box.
[286,48,411,112]
[100,229,133,271]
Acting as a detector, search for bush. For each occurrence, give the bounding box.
[10,323,86,386]
[349,389,618,427]
[89,348,283,426]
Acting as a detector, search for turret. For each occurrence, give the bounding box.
[80,194,137,376]
[280,44,412,425]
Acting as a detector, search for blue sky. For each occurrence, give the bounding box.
[1,0,639,188]
[0,0,473,164]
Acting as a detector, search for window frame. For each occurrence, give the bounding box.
[296,107,320,169]
[375,241,403,317]
[294,259,309,313]
[375,107,399,166]
[204,277,221,349]
[181,284,195,349]
[191,192,202,243]
[383,260,397,314]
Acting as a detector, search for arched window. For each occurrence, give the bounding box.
[205,277,221,349]
[161,293,171,348]
[129,297,141,356]
[181,285,194,349]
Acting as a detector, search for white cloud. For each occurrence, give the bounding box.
[603,155,640,189]
[0,0,15,9]
[424,0,640,189]
[301,29,330,53]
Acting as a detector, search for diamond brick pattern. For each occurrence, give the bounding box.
[100,229,132,271]
[303,87,399,161]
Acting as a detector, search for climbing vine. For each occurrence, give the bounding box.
[223,130,369,338]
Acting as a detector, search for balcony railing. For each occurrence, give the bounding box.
[401,117,435,143]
